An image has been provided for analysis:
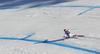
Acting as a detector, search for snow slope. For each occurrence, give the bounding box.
[0,0,100,54]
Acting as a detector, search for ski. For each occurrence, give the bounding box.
[63,35,84,39]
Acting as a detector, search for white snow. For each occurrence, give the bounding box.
[0,0,100,54]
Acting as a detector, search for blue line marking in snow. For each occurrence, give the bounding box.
[38,6,100,8]
[77,7,94,15]
[0,5,100,15]
[21,33,36,40]
[1,6,100,10]
[39,5,100,15]
[0,7,21,10]
[0,37,100,54]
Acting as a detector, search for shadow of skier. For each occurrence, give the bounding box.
[34,38,65,44]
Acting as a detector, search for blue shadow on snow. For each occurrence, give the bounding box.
[0,0,76,9]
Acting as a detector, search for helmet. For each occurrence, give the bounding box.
[64,29,66,31]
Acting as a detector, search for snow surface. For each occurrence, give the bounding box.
[0,0,100,54]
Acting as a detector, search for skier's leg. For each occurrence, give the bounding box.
[63,34,68,38]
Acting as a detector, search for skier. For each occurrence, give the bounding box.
[63,29,76,38]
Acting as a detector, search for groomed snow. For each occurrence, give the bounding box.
[0,0,100,54]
